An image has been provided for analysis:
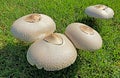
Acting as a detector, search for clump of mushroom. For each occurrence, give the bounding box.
[85,4,114,19]
[65,23,102,51]
[27,33,77,71]
[11,4,110,71]
[11,13,56,42]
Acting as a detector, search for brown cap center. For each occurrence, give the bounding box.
[95,5,107,10]
[44,34,63,45]
[25,14,41,23]
[80,25,94,35]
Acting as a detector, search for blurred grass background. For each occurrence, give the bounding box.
[0,0,120,78]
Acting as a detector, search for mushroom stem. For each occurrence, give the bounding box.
[25,14,41,23]
[80,25,94,35]
[44,33,63,45]
[95,4,107,10]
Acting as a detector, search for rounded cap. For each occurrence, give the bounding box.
[65,23,102,51]
[85,4,114,19]
[11,13,56,42]
[27,33,77,71]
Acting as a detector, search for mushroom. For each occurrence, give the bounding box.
[11,13,56,42]
[65,23,102,51]
[27,33,77,71]
[85,4,114,19]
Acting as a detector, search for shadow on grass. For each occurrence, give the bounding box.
[75,17,102,32]
[0,42,80,78]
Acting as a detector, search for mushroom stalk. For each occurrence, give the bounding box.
[80,25,94,35]
[44,34,63,45]
[25,14,41,23]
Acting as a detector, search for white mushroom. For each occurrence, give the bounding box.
[85,4,114,19]
[65,23,102,51]
[11,13,56,42]
[27,33,77,71]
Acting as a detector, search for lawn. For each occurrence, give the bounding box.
[0,0,120,78]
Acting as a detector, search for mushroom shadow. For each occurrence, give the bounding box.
[0,42,80,78]
[75,17,102,32]
[0,42,29,77]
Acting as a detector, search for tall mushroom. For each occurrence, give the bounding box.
[85,4,114,19]
[11,13,56,42]
[65,23,102,51]
[27,33,77,71]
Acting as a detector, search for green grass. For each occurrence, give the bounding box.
[0,0,120,78]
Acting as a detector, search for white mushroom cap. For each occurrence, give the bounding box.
[85,4,114,19]
[11,13,56,42]
[27,33,77,71]
[65,23,102,51]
